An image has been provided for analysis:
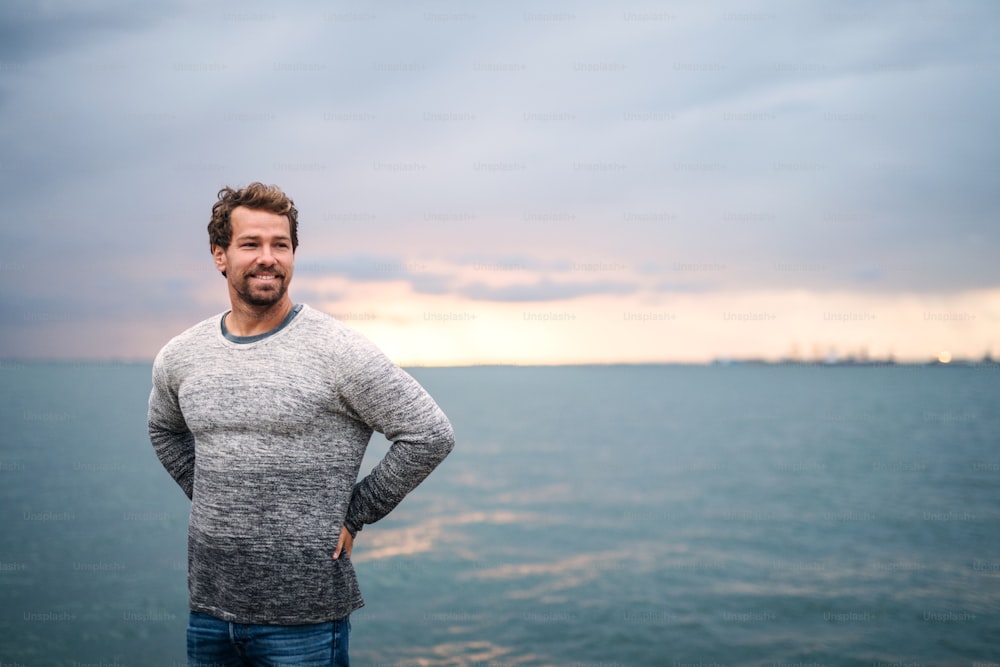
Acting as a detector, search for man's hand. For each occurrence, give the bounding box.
[333,525,353,560]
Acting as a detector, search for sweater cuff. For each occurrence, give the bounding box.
[344,519,361,537]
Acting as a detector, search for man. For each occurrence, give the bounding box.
[148,182,455,666]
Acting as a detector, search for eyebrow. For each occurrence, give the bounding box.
[234,233,292,242]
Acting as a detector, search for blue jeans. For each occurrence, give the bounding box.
[187,611,350,667]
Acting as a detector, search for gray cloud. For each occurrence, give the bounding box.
[0,1,174,63]
[295,254,459,296]
[296,254,429,282]
[296,253,640,301]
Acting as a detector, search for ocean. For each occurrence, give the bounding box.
[0,362,997,666]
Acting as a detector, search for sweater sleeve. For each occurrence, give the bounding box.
[148,350,196,500]
[340,335,455,535]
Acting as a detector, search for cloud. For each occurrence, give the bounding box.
[654,281,717,294]
[0,272,210,324]
[458,279,636,302]
[296,254,428,281]
[1,0,998,360]
[0,1,172,64]
[450,254,552,273]
[296,251,645,301]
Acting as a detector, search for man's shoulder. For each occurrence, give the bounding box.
[295,305,388,362]
[297,304,367,341]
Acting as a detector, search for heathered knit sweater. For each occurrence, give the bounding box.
[147,304,455,624]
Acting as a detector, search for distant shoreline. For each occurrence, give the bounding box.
[3,358,997,370]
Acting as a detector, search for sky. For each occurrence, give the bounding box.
[1,0,997,365]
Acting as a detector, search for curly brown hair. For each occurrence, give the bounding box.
[208,182,299,251]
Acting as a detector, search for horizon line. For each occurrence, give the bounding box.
[1,357,996,369]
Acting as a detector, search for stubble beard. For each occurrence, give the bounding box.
[234,271,288,308]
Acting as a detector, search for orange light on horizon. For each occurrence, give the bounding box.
[6,282,995,364]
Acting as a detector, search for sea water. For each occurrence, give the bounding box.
[0,362,998,666]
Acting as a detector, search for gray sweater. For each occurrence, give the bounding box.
[148,304,455,623]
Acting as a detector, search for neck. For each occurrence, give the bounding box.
[225,296,294,337]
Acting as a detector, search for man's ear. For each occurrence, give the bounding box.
[211,244,227,277]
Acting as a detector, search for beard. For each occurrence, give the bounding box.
[233,270,288,307]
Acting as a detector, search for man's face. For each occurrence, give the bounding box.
[212,206,295,308]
